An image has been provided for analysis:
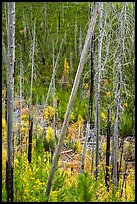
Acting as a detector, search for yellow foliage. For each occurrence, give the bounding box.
[46,126,54,141]
[101,112,106,120]
[75,140,82,153]
[2,87,6,98]
[2,118,6,129]
[84,83,89,89]
[124,102,128,108]
[49,191,58,202]
[67,125,75,140]
[2,118,6,143]
[70,112,75,123]
[106,91,111,97]
[2,146,6,173]
[64,58,70,76]
[45,106,54,120]
[77,114,84,124]
[22,113,28,121]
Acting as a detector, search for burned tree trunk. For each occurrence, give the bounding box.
[28,19,36,163]
[105,108,111,191]
[28,116,33,163]
[95,2,103,180]
[80,2,95,174]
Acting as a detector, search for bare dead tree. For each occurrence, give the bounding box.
[95,2,103,180]
[80,2,95,174]
[45,5,98,200]
[5,2,15,202]
[112,2,126,188]
[28,19,36,163]
[42,2,46,66]
[74,16,77,57]
[80,122,90,174]
[105,108,111,191]
[52,41,57,149]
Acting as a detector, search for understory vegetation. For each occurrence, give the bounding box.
[2,2,135,202]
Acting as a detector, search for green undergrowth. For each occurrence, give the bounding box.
[2,137,135,202]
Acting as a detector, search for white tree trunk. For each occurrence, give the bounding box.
[113,2,126,188]
[95,2,103,179]
[80,122,90,173]
[74,16,77,57]
[45,5,98,200]
[52,41,57,148]
[6,2,15,202]
[19,45,23,154]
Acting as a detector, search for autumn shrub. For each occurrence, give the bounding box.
[2,145,68,202]
[44,105,54,124]
[44,126,55,155]
[74,140,83,153]
[13,151,51,202]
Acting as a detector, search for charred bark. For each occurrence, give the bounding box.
[105,108,111,191]
[28,116,33,163]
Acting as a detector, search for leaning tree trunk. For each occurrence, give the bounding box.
[95,2,103,180]
[52,41,57,149]
[28,19,36,163]
[45,5,98,201]
[6,2,15,202]
[74,16,77,57]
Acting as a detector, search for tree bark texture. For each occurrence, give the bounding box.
[28,19,36,163]
[28,116,33,163]
[6,2,15,202]
[105,108,111,191]
[95,2,103,180]
[80,2,95,174]
[112,2,125,188]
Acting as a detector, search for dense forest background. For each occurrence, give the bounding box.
[2,2,135,202]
